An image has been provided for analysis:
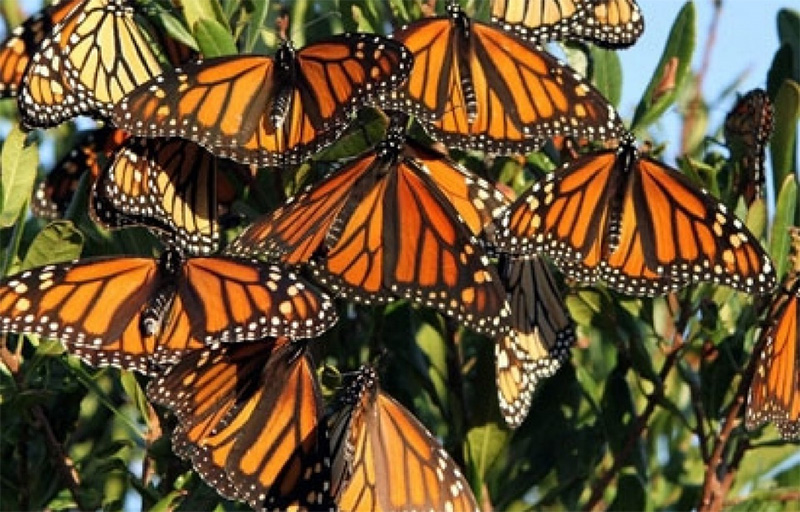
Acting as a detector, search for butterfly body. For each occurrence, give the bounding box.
[139,249,181,336]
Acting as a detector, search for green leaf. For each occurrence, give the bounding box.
[770,175,798,277]
[243,0,269,53]
[608,473,646,512]
[777,9,800,80]
[194,18,238,57]
[154,11,198,52]
[770,79,800,190]
[590,47,623,107]
[631,2,695,132]
[466,423,510,494]
[182,0,229,33]
[20,221,84,271]
[0,126,38,227]
[119,371,151,428]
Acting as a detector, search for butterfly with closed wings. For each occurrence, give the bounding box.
[327,365,479,512]
[147,338,334,510]
[724,88,775,206]
[90,137,246,255]
[18,0,194,128]
[496,253,576,428]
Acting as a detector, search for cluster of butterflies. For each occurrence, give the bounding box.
[0,0,796,509]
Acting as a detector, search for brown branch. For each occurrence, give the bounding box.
[583,335,686,512]
[697,297,772,512]
[681,0,723,154]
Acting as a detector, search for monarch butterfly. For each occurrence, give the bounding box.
[147,339,335,510]
[90,137,245,255]
[327,365,479,512]
[18,0,186,128]
[229,113,511,337]
[384,1,624,154]
[0,247,338,374]
[31,126,128,219]
[493,135,777,296]
[112,34,413,166]
[490,0,644,49]
[746,273,800,439]
[0,0,82,98]
[724,89,774,206]
[496,254,576,428]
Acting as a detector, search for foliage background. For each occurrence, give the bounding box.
[0,0,799,511]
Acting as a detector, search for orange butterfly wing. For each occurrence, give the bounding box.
[147,340,334,509]
[747,276,800,439]
[228,154,377,264]
[178,256,338,342]
[329,366,478,512]
[114,36,412,166]
[496,141,776,295]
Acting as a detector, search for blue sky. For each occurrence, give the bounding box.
[617,0,790,145]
